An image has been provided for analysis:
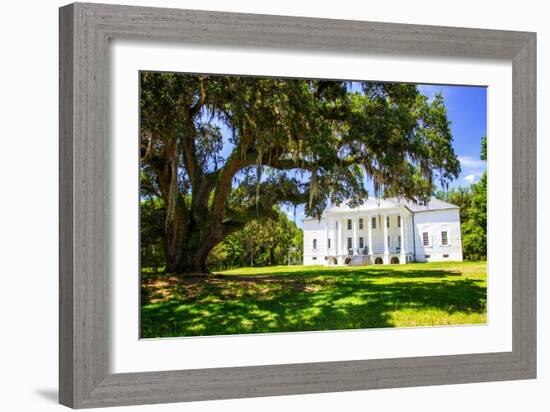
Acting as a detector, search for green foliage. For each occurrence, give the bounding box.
[462,173,487,260]
[480,136,487,161]
[140,197,166,268]
[435,137,487,260]
[141,261,486,337]
[207,208,303,270]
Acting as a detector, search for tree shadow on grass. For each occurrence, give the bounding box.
[219,268,465,279]
[141,269,486,338]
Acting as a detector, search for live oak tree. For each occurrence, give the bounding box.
[140,73,460,274]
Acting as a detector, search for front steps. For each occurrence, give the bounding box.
[349,255,369,266]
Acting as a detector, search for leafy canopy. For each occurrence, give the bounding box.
[140,74,460,220]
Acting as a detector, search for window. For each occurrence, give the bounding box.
[387,236,391,248]
[347,219,352,230]
[422,232,430,246]
[327,238,331,249]
[443,254,449,258]
[312,257,317,260]
[359,237,364,248]
[313,239,317,249]
[398,215,401,227]
[386,216,390,228]
[359,218,363,230]
[371,217,377,229]
[425,254,431,259]
[441,231,448,246]
[347,237,352,250]
[398,235,401,249]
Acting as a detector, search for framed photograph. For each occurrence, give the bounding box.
[59,2,536,408]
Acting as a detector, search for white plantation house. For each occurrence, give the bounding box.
[303,197,463,266]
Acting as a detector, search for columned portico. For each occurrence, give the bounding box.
[304,196,462,266]
[322,207,412,265]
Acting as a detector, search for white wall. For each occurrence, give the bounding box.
[413,209,463,262]
[303,218,327,265]
[0,1,548,412]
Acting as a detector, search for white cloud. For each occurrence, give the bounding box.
[464,174,476,183]
[458,156,485,169]
[456,155,486,186]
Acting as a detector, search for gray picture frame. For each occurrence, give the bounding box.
[59,2,536,408]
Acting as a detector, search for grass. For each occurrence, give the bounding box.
[141,261,487,338]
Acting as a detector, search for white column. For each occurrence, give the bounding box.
[383,213,389,263]
[400,212,406,264]
[334,220,338,257]
[337,219,343,256]
[352,218,358,254]
[325,218,330,255]
[342,218,346,255]
[367,215,373,263]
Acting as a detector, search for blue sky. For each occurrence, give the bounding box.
[418,84,487,187]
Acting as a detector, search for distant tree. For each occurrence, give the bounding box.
[435,185,473,223]
[140,197,166,269]
[140,73,460,273]
[435,136,487,260]
[210,208,302,269]
[462,172,487,260]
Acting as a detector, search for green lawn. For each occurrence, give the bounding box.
[141,261,486,338]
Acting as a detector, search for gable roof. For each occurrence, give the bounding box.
[304,196,459,220]
[392,197,460,213]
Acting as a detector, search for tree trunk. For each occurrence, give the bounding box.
[164,229,213,274]
[164,213,225,275]
[165,249,209,274]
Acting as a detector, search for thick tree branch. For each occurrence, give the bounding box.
[189,76,207,117]
[222,196,306,238]
[211,145,258,219]
[181,135,199,183]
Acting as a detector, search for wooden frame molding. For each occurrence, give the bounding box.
[59,2,536,408]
